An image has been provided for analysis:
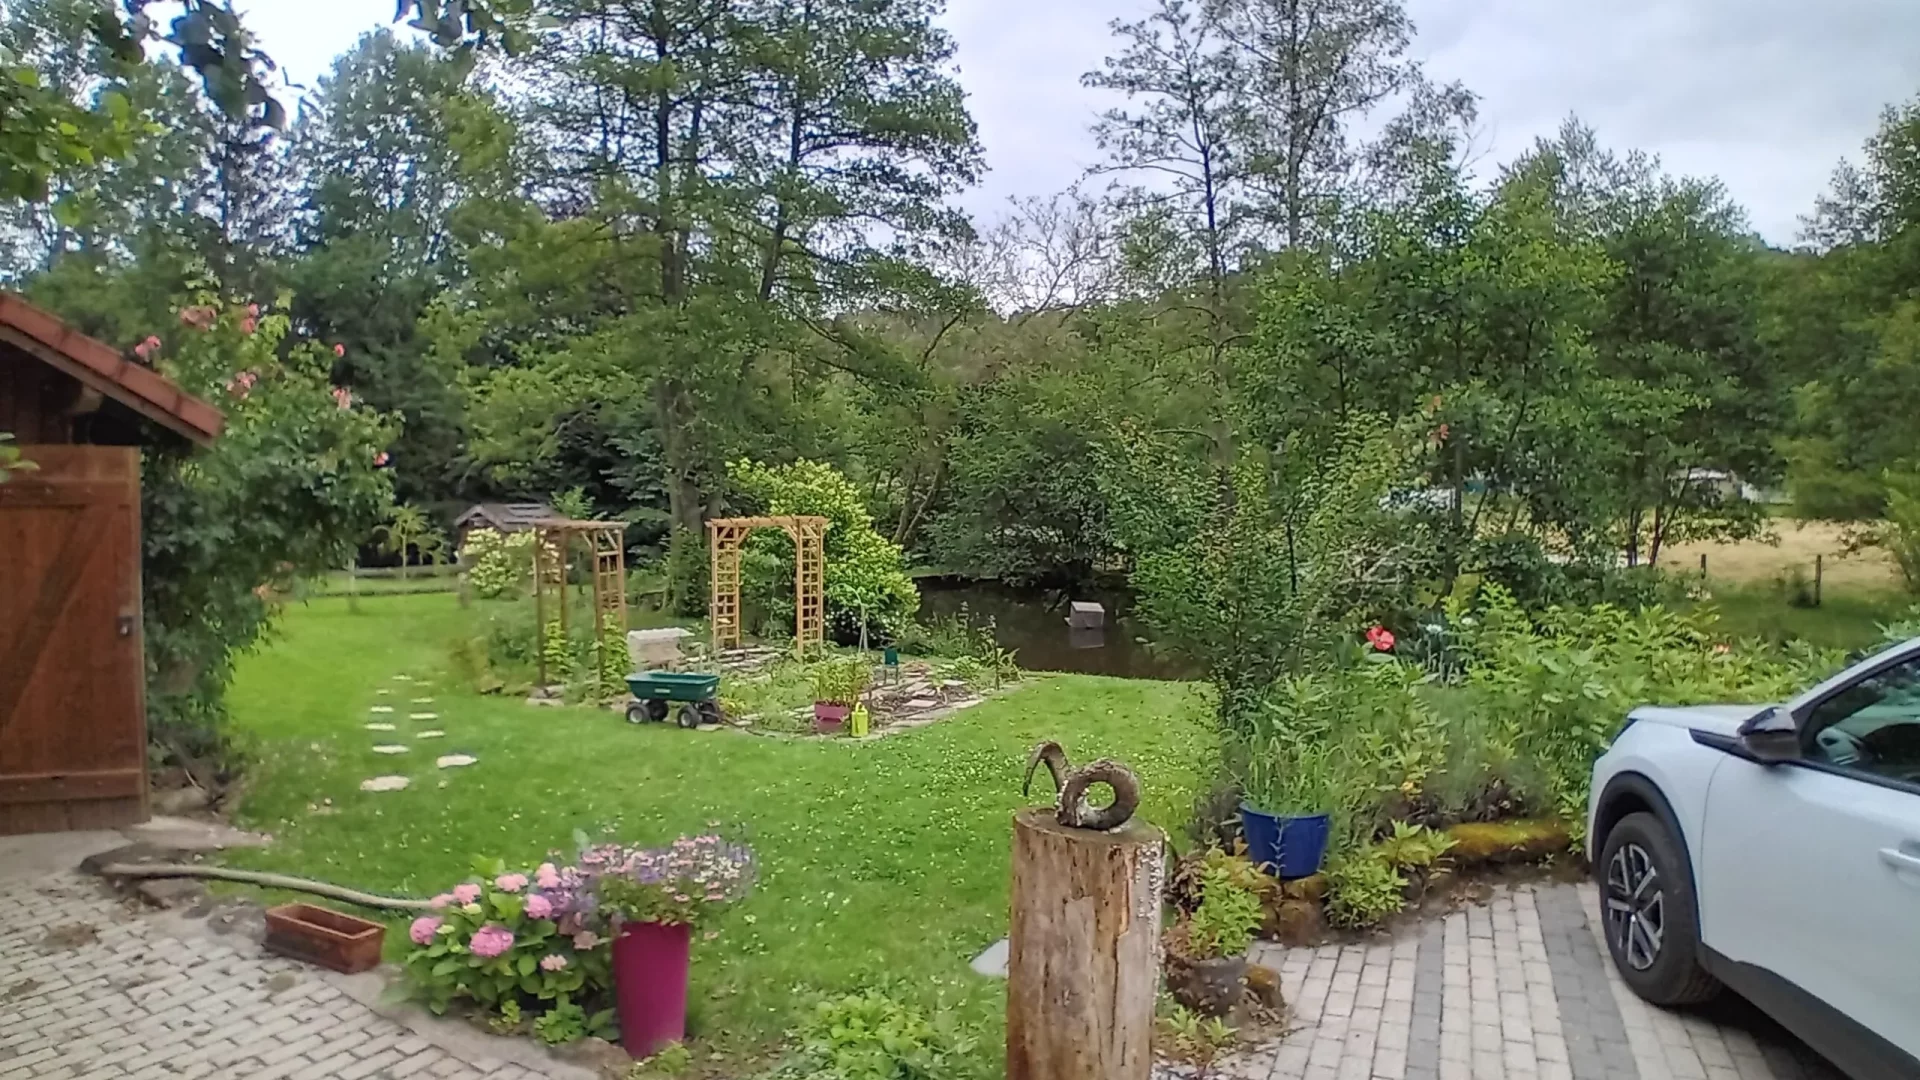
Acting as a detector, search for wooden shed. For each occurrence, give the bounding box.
[0,292,222,836]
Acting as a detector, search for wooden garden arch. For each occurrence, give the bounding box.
[532,518,628,688]
[707,516,828,657]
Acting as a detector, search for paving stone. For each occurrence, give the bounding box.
[358,775,410,792]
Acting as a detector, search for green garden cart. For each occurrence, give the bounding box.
[625,671,722,729]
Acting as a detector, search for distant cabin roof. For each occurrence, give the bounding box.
[455,502,557,532]
[0,291,222,446]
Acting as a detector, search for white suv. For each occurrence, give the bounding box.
[1588,639,1920,1080]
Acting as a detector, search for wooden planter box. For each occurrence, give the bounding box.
[264,903,385,973]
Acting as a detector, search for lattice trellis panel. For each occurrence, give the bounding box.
[708,516,829,658]
[532,519,628,689]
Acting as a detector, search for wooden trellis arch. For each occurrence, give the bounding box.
[532,519,628,688]
[708,516,828,657]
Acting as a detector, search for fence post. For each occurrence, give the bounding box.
[1007,807,1163,1080]
[1815,554,1824,607]
[347,563,359,614]
[1699,553,1708,578]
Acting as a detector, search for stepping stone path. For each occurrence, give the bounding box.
[362,673,475,792]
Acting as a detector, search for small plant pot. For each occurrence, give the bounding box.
[613,920,693,1059]
[1240,804,1332,879]
[813,702,851,734]
[1165,953,1248,1018]
[263,903,384,973]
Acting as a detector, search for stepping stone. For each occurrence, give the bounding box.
[372,744,408,755]
[376,689,391,696]
[360,776,409,792]
[392,674,413,681]
[436,754,476,769]
[411,697,434,704]
[415,730,444,739]
[905,697,939,710]
[409,712,438,721]
[971,938,1008,977]
[370,706,393,714]
[365,723,395,732]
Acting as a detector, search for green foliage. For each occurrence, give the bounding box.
[730,459,919,639]
[1373,821,1457,871]
[1185,866,1265,960]
[532,1000,596,1045]
[400,856,611,1017]
[141,295,395,755]
[810,659,872,707]
[629,1042,694,1079]
[460,527,537,599]
[373,503,448,578]
[767,990,982,1080]
[1324,848,1409,928]
[1155,1002,1238,1068]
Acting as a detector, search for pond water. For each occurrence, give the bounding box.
[917,581,1200,681]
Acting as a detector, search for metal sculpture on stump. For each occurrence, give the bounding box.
[532,518,628,689]
[1008,742,1163,1080]
[706,516,828,659]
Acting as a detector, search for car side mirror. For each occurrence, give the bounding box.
[1739,728,1800,765]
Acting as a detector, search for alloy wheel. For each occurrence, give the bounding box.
[1605,843,1666,971]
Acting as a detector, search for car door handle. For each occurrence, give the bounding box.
[1881,847,1920,875]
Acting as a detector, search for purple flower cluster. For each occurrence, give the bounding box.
[569,835,756,927]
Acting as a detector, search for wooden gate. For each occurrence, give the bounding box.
[0,445,147,834]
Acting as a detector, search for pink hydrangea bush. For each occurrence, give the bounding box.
[400,856,611,1020]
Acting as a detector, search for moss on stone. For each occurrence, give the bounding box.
[1445,819,1571,866]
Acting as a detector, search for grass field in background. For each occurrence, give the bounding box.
[224,593,1214,1071]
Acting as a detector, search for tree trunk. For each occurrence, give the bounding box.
[1007,808,1164,1080]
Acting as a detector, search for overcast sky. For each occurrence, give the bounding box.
[242,0,1920,245]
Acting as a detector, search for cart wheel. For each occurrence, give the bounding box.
[676,702,702,729]
[641,698,669,723]
[625,703,648,725]
[695,700,722,727]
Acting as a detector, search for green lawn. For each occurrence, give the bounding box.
[1697,582,1912,652]
[225,593,1214,1068]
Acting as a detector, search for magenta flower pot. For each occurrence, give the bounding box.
[612,920,692,1059]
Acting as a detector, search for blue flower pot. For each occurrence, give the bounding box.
[1239,803,1332,880]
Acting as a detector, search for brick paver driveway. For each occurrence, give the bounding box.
[1201,882,1845,1080]
[0,869,585,1080]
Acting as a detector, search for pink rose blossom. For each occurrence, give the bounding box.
[572,931,601,950]
[452,883,481,905]
[331,386,353,410]
[1365,625,1396,652]
[224,370,256,399]
[524,894,553,920]
[535,863,561,890]
[429,893,454,910]
[247,303,260,317]
[408,916,441,945]
[495,873,528,893]
[132,336,160,361]
[469,925,514,959]
[539,954,568,972]
[334,343,346,357]
[240,316,257,335]
[373,451,390,467]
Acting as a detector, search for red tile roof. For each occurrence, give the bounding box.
[0,292,222,446]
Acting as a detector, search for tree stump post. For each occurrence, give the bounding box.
[1007,806,1165,1080]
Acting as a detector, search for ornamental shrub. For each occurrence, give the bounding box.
[460,527,537,599]
[403,856,613,1020]
[140,295,395,762]
[728,459,918,640]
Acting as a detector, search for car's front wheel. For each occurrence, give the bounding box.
[1597,811,1720,1006]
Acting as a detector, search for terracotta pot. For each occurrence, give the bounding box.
[613,921,693,1059]
[1165,953,1247,1018]
[263,903,384,973]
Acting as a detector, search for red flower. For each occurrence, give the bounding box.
[132,335,161,361]
[240,316,257,335]
[373,451,390,467]
[333,343,346,357]
[1366,626,1396,652]
[331,386,353,410]
[247,303,260,318]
